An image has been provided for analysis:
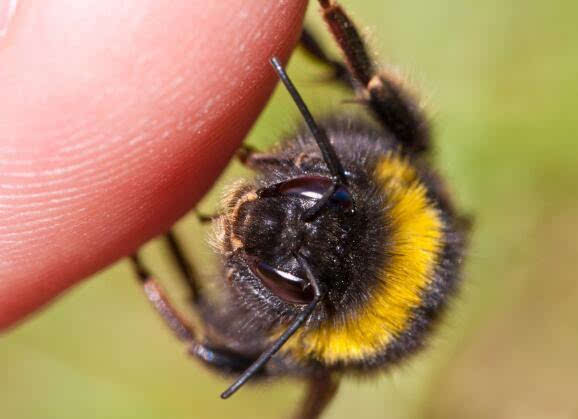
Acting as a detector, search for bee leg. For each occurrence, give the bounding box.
[237,144,289,171]
[164,230,202,304]
[236,144,261,167]
[130,253,196,342]
[300,28,353,89]
[130,253,265,376]
[294,372,340,419]
[318,0,429,154]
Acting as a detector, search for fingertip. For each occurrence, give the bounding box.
[0,0,308,329]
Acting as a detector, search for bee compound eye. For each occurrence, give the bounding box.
[259,176,333,200]
[273,177,353,212]
[249,258,314,305]
[276,176,333,199]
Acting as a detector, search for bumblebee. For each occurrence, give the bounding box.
[130,1,468,418]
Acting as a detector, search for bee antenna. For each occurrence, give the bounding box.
[270,56,348,185]
[220,252,325,399]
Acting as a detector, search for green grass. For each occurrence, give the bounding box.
[3,1,578,418]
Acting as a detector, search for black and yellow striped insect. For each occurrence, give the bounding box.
[130,1,468,418]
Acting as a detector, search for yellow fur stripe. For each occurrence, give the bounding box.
[282,153,444,363]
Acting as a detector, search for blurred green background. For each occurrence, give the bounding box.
[3,0,578,418]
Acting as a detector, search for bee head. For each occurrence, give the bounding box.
[235,176,353,303]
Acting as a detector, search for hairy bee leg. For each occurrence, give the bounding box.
[294,373,340,419]
[317,0,429,154]
[164,230,202,304]
[237,144,289,171]
[130,253,265,375]
[130,253,196,342]
[300,29,352,88]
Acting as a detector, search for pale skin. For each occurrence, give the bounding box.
[0,0,308,330]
